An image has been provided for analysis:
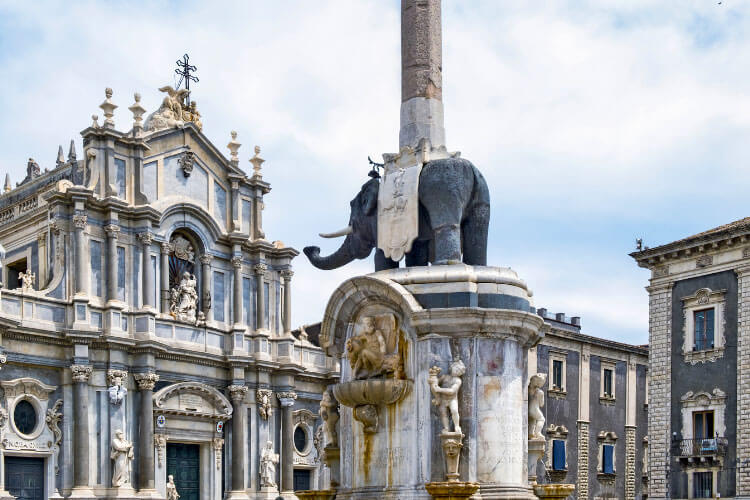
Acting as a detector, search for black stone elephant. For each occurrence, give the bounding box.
[304,157,490,271]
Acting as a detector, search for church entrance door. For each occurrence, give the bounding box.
[167,443,200,500]
[5,456,45,500]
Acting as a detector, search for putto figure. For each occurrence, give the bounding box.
[260,440,279,488]
[528,373,547,440]
[110,429,134,487]
[346,314,403,380]
[18,267,35,291]
[170,272,199,324]
[319,389,339,447]
[428,358,466,435]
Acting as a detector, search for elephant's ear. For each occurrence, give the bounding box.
[361,178,379,216]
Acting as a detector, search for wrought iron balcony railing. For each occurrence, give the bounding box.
[674,437,728,458]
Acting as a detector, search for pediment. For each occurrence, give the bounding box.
[153,382,232,419]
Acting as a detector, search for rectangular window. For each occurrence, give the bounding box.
[243,277,252,327]
[694,309,715,351]
[552,440,566,470]
[263,282,270,329]
[143,161,157,201]
[114,158,126,198]
[552,360,563,390]
[693,471,713,498]
[117,247,125,302]
[213,271,225,322]
[693,411,715,440]
[214,183,227,229]
[133,247,140,307]
[603,368,613,398]
[90,240,102,297]
[602,444,614,474]
[242,199,252,235]
[151,255,158,307]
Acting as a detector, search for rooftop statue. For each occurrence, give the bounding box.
[144,86,203,132]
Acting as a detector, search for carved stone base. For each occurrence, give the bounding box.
[439,431,464,482]
[256,487,281,499]
[68,487,97,499]
[323,445,340,488]
[478,484,538,500]
[223,490,251,500]
[425,482,479,500]
[353,404,378,434]
[136,488,165,499]
[532,484,576,499]
[295,490,336,500]
[107,486,140,499]
[528,438,546,485]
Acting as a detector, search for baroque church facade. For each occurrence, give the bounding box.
[0,86,335,500]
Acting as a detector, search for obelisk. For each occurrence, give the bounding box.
[399,0,445,149]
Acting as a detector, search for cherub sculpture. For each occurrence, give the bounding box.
[18,268,35,291]
[428,358,466,435]
[346,316,386,379]
[319,389,339,447]
[528,373,547,440]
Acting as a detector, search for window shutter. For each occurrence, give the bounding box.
[603,444,614,473]
[552,440,566,470]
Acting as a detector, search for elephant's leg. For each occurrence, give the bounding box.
[405,239,430,267]
[462,201,490,266]
[374,248,399,271]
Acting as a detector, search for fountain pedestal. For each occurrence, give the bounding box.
[528,438,546,485]
[319,265,544,499]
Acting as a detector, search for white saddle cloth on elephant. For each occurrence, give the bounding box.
[377,160,422,262]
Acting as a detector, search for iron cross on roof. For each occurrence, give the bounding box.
[174,53,199,107]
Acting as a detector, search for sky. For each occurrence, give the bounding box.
[2,0,750,345]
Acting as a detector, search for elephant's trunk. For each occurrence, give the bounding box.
[304,243,356,270]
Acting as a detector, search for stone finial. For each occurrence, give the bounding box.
[91,114,100,128]
[227,131,241,164]
[68,140,77,162]
[100,87,118,129]
[128,92,147,135]
[3,174,10,193]
[56,145,65,167]
[249,145,264,177]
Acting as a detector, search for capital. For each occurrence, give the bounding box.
[253,263,268,276]
[281,269,294,281]
[37,232,47,244]
[50,219,61,235]
[277,391,297,407]
[104,224,120,238]
[137,232,153,246]
[71,364,93,383]
[231,256,243,269]
[161,242,174,254]
[227,384,249,402]
[134,372,159,391]
[72,214,88,229]
[0,353,6,369]
[200,254,213,265]
[107,369,127,386]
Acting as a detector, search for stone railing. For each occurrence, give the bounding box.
[673,437,728,458]
[0,194,40,226]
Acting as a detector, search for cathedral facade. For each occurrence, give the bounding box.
[0,87,335,500]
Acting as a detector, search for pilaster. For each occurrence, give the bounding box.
[577,345,591,500]
[254,263,267,332]
[281,269,293,334]
[737,265,750,496]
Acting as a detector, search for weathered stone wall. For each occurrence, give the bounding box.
[737,266,750,497]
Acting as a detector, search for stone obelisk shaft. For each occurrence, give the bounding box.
[400,0,445,149]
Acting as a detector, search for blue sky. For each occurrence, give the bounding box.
[2,1,750,345]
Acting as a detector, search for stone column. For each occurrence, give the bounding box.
[400,0,445,149]
[252,188,265,240]
[254,263,267,331]
[134,372,159,493]
[281,270,293,333]
[232,256,244,326]
[228,385,250,495]
[105,224,120,302]
[138,232,154,309]
[277,391,297,493]
[160,242,172,314]
[577,345,591,500]
[646,282,673,500]
[73,214,88,295]
[71,364,93,491]
[36,232,47,289]
[737,266,750,498]
[200,254,212,320]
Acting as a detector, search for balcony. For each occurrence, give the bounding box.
[674,438,728,464]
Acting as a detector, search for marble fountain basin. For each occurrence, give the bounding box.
[333,378,411,408]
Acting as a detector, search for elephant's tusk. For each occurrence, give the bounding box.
[319,226,353,238]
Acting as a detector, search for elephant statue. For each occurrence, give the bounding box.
[304,157,490,271]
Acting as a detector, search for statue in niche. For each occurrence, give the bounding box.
[110,429,134,487]
[428,358,466,435]
[528,373,547,440]
[18,268,34,291]
[107,371,127,406]
[260,440,279,488]
[170,272,198,324]
[166,474,180,500]
[319,389,339,447]
[171,236,195,261]
[346,314,403,380]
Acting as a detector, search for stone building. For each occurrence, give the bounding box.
[530,309,649,500]
[0,86,335,500]
[632,220,750,499]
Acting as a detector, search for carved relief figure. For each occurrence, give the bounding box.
[528,373,547,440]
[170,272,198,324]
[166,474,180,500]
[18,268,34,291]
[260,440,279,488]
[256,389,272,420]
[110,429,134,487]
[346,314,403,380]
[319,389,339,447]
[107,370,127,406]
[428,358,466,435]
